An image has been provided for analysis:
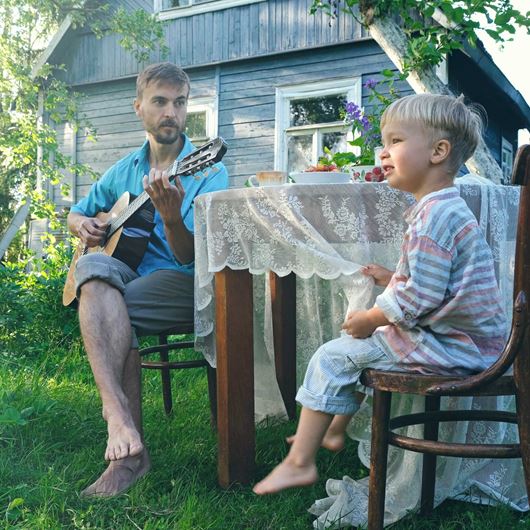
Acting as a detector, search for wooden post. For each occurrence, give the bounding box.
[270,271,297,420]
[512,145,530,500]
[215,268,255,487]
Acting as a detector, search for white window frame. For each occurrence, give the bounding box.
[501,136,513,185]
[154,0,265,20]
[274,78,362,171]
[186,96,218,143]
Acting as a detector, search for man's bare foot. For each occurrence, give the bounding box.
[253,459,318,495]
[286,430,345,452]
[105,418,144,461]
[80,450,151,498]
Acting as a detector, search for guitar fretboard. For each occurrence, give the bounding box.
[98,135,227,241]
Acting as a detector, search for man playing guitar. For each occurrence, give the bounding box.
[66,62,229,497]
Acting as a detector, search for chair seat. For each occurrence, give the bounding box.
[360,369,516,396]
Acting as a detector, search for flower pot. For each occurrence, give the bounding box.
[351,165,384,182]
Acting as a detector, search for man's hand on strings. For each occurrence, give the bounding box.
[143,168,185,227]
[77,218,108,248]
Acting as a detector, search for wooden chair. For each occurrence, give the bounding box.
[138,321,217,425]
[359,144,530,529]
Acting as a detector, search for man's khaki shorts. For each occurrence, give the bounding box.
[74,253,194,348]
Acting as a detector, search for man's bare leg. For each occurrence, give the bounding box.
[253,407,333,495]
[77,279,153,497]
[81,347,151,497]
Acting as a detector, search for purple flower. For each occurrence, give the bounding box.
[363,78,377,89]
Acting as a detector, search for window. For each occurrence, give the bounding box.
[155,0,265,19]
[185,97,218,145]
[275,78,362,172]
[501,137,513,185]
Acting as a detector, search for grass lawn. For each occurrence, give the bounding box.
[1,337,529,529]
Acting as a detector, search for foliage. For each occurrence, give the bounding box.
[319,75,401,169]
[0,238,78,358]
[0,1,168,263]
[310,0,530,75]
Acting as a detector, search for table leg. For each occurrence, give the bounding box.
[270,271,297,420]
[215,268,255,487]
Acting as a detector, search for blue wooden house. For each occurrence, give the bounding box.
[36,0,530,217]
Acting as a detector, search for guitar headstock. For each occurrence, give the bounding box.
[171,137,228,178]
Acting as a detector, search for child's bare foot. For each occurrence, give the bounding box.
[286,430,345,452]
[253,459,318,495]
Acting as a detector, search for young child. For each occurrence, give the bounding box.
[253,93,507,495]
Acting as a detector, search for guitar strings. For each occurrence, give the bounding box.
[106,141,216,238]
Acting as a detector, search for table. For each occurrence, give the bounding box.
[193,180,526,524]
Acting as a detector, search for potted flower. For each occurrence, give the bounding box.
[318,78,401,182]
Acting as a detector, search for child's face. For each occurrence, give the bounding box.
[380,120,436,196]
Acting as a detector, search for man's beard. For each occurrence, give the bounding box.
[150,121,182,144]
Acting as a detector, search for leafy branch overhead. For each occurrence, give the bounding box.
[310,0,530,75]
[310,0,529,182]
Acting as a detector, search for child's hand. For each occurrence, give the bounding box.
[342,310,378,338]
[361,263,394,287]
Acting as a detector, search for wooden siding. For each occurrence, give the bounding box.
[55,41,400,200]
[448,52,519,164]
[50,0,362,86]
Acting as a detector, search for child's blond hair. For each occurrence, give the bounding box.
[380,93,485,175]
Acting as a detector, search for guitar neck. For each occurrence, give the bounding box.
[103,136,227,239]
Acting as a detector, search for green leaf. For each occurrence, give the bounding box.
[7,498,24,510]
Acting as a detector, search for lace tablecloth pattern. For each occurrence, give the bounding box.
[193,179,525,527]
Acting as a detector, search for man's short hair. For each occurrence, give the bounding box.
[381,93,485,174]
[136,62,190,99]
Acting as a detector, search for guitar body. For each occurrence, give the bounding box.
[62,192,154,307]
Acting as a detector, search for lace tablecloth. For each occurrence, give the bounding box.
[193,179,527,527]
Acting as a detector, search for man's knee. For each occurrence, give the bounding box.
[75,254,136,299]
[78,277,120,298]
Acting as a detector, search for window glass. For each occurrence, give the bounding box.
[322,131,349,154]
[185,111,208,143]
[289,94,345,127]
[501,137,513,185]
[287,134,313,172]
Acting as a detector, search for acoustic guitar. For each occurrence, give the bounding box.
[62,137,228,307]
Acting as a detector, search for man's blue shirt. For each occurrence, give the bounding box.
[70,135,229,276]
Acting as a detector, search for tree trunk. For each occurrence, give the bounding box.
[363,11,503,183]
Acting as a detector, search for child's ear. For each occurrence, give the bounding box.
[431,139,451,165]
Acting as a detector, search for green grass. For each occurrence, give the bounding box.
[1,341,529,530]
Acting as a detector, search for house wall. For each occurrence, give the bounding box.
[448,51,520,164]
[49,0,362,86]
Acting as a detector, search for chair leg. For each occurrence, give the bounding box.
[420,395,441,516]
[367,389,392,530]
[158,334,173,415]
[207,365,217,429]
